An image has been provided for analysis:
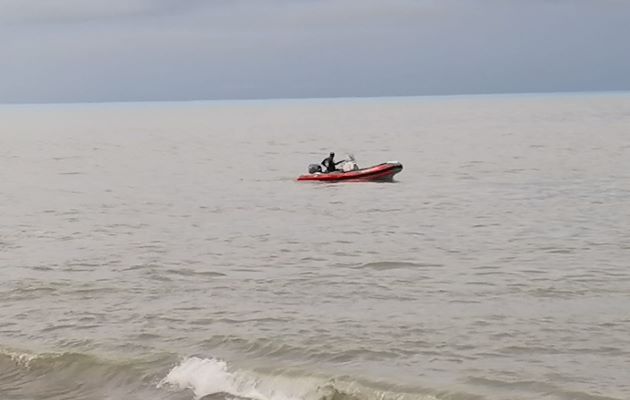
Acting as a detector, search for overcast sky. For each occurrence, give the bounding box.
[1,0,630,103]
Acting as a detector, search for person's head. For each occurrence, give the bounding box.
[330,152,335,157]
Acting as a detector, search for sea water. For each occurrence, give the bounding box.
[1,93,629,400]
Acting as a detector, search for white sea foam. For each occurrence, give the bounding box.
[159,357,325,400]
[0,348,39,369]
[158,357,440,400]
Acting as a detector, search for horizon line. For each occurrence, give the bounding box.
[1,89,629,107]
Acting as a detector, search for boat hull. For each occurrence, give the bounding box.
[297,162,403,182]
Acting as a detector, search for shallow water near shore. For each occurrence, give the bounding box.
[1,93,630,400]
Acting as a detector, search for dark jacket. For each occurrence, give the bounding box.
[322,155,339,172]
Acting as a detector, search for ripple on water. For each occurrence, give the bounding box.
[354,261,444,271]
[165,268,227,278]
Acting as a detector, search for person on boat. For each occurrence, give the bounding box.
[321,152,344,173]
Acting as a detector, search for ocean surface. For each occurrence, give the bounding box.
[1,93,629,400]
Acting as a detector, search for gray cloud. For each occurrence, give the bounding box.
[1,0,629,103]
[0,0,194,23]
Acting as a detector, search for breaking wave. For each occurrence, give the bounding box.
[159,356,439,400]
[1,348,444,400]
[1,348,614,400]
[0,347,172,400]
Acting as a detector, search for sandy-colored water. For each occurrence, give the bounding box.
[1,93,629,400]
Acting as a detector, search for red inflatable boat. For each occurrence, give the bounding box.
[297,161,403,182]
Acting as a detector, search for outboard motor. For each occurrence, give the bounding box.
[308,164,322,174]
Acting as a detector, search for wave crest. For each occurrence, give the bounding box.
[159,356,438,400]
[0,349,93,370]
